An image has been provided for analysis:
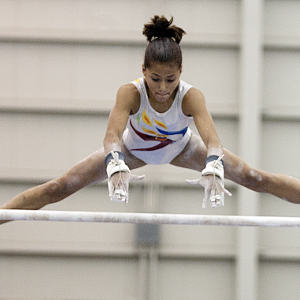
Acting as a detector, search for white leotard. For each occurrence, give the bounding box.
[122,77,193,164]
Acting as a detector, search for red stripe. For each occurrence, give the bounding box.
[129,120,173,151]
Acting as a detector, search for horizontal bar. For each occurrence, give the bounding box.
[0,210,300,227]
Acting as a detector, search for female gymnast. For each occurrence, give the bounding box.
[1,15,300,222]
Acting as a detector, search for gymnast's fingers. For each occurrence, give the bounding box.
[130,174,145,182]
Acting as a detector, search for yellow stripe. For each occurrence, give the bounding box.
[142,127,157,135]
[154,119,168,129]
[142,110,153,127]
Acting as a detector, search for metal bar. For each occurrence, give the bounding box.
[0,210,300,227]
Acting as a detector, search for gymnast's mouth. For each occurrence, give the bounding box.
[155,92,170,101]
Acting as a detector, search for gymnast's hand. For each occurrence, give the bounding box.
[186,155,232,208]
[109,171,145,203]
[106,151,144,203]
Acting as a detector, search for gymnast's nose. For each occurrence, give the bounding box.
[159,80,166,91]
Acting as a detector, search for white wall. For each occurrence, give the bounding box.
[0,1,300,300]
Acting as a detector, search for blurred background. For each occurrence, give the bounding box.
[0,0,300,299]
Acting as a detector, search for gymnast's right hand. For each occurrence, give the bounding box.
[106,151,144,203]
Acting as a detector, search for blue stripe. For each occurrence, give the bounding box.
[156,127,188,136]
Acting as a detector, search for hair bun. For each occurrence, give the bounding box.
[143,15,185,44]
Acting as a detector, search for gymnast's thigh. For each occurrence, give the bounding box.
[169,134,207,171]
[121,142,147,170]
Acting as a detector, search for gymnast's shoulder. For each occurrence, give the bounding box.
[115,83,140,114]
[182,87,206,116]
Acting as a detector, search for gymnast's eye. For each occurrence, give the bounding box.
[167,79,175,83]
[151,77,159,82]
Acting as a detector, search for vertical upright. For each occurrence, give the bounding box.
[236,0,263,300]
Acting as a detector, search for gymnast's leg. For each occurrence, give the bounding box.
[170,134,300,204]
[0,144,146,212]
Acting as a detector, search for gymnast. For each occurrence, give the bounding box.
[1,15,300,222]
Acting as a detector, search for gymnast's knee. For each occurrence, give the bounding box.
[44,177,73,204]
[240,167,268,192]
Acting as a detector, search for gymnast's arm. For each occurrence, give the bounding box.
[0,84,137,223]
[182,88,223,157]
[104,83,138,154]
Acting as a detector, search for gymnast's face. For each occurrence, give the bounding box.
[143,62,182,104]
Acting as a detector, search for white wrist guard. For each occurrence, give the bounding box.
[105,151,130,203]
[106,151,130,178]
[201,155,224,180]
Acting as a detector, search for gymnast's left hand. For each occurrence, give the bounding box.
[186,155,231,208]
[186,174,231,208]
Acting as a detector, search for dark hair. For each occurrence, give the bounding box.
[143,15,186,68]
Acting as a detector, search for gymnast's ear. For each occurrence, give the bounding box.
[142,64,147,76]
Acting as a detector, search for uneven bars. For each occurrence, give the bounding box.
[0,209,300,227]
